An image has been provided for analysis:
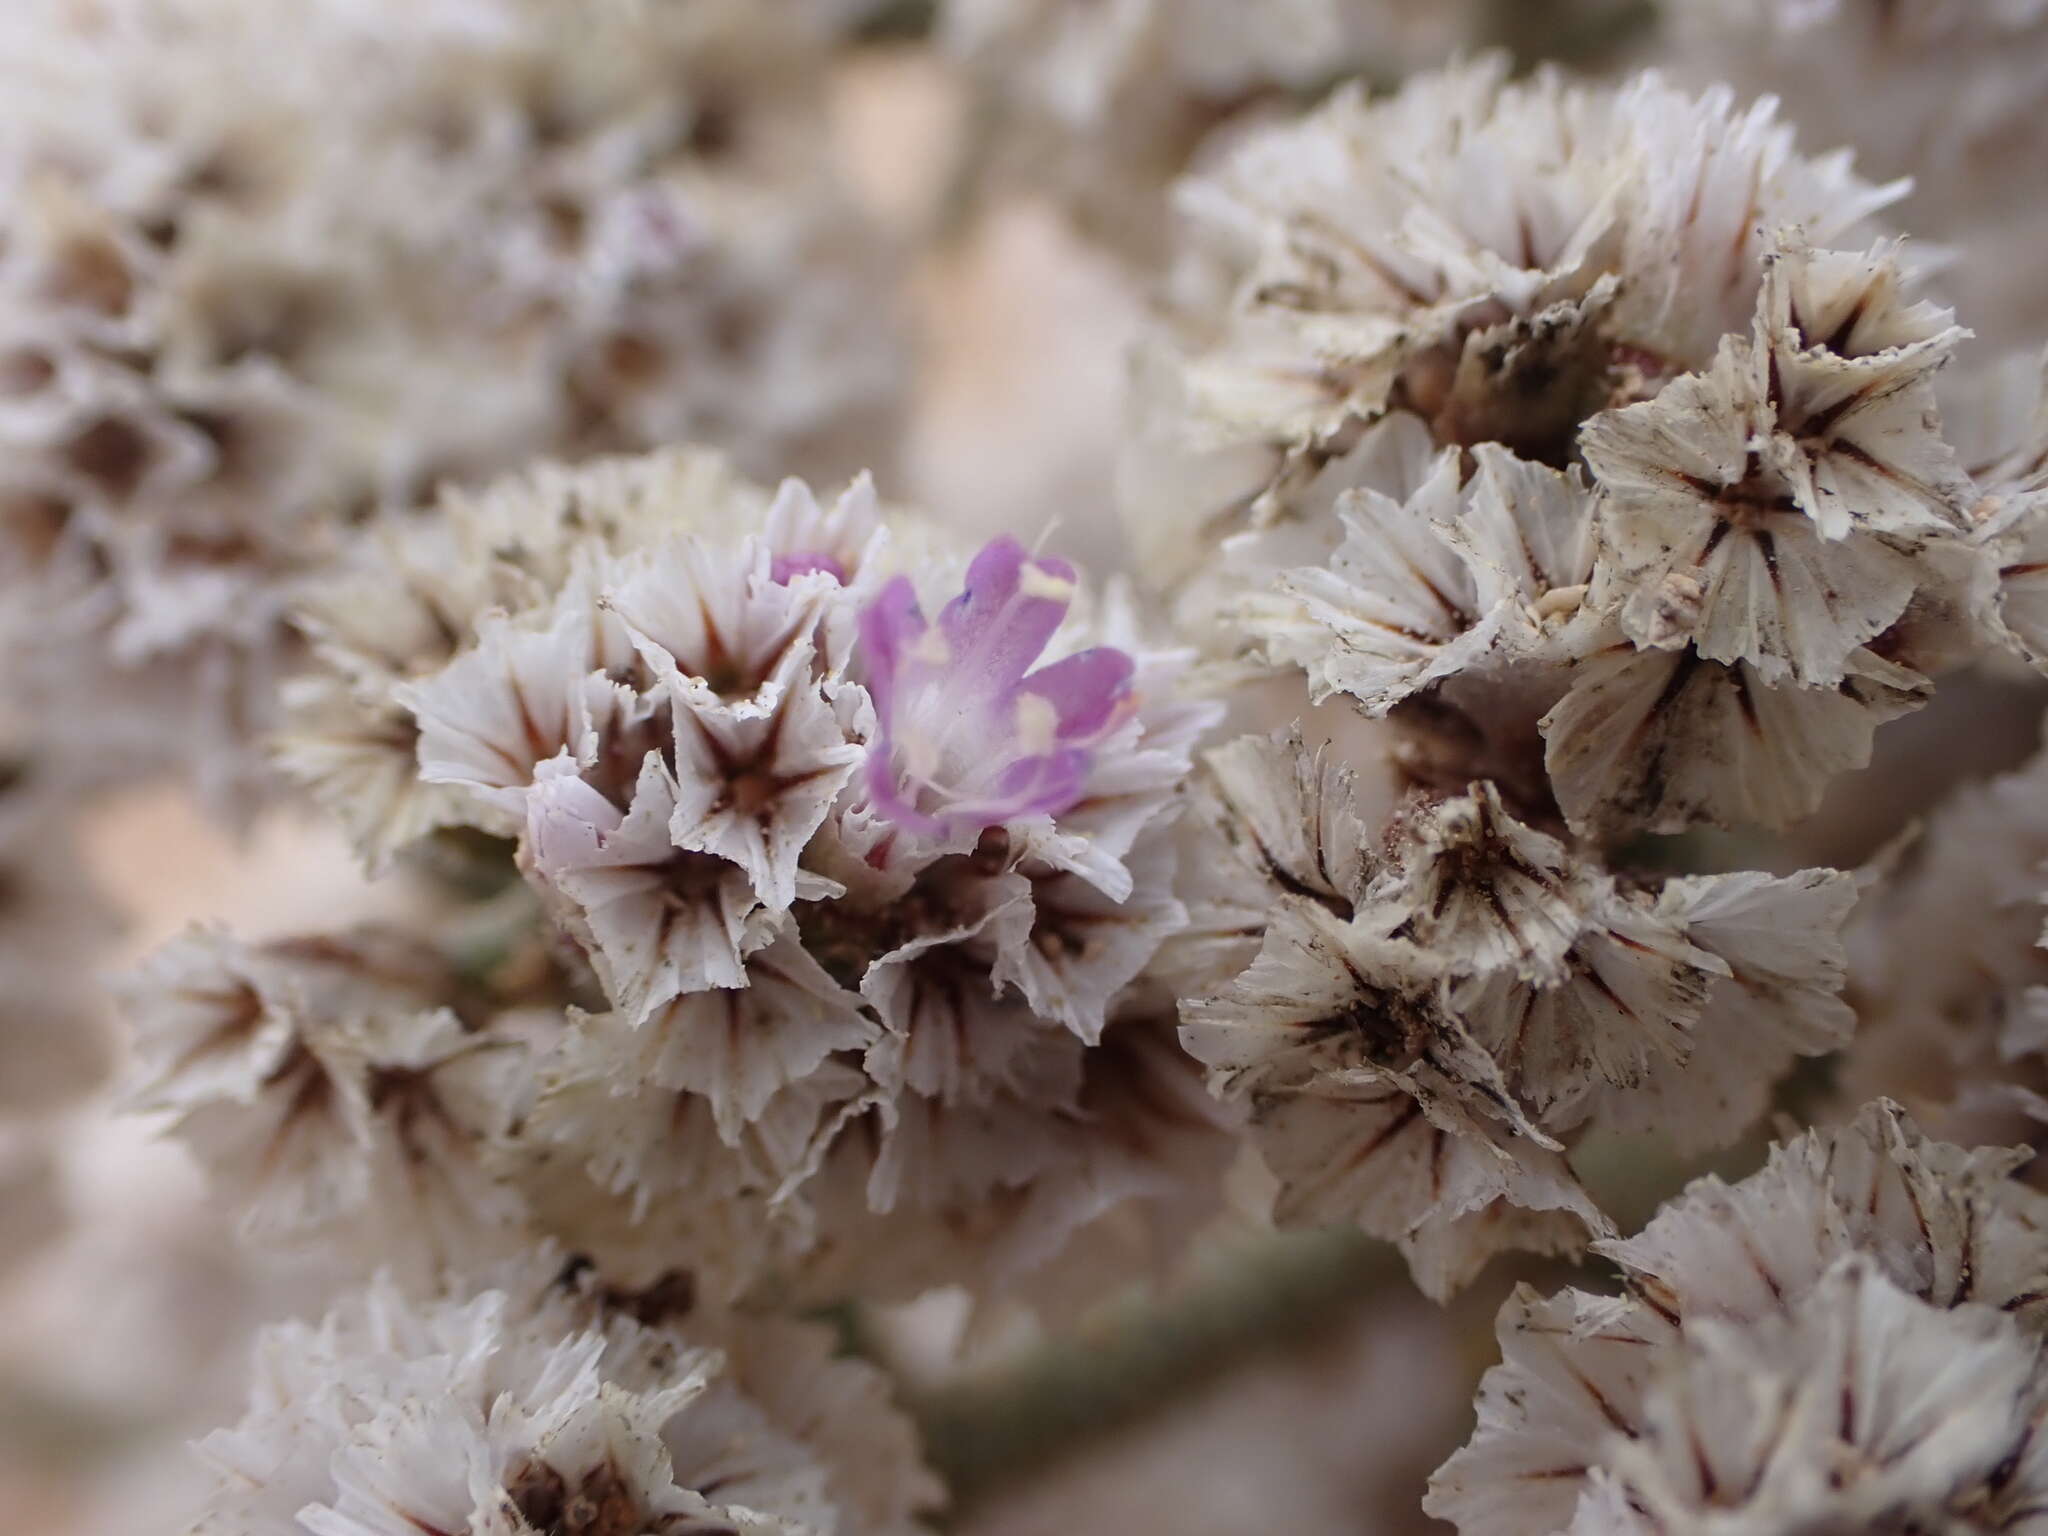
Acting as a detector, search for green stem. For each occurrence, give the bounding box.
[896,1228,1396,1522]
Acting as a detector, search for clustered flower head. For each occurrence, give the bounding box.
[1175,728,1856,1294]
[117,924,535,1287]
[1106,50,2048,1296]
[192,1257,939,1536]
[129,446,1234,1323]
[0,0,904,806]
[1429,1102,2048,1536]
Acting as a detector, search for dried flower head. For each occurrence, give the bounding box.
[1429,1101,2048,1536]
[118,926,535,1286]
[1176,721,1861,1295]
[1135,89,1986,838]
[170,445,1236,1314]
[189,1263,940,1536]
[1572,1254,2048,1536]
[1126,58,1905,572]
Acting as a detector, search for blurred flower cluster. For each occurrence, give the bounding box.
[9,3,2048,1534]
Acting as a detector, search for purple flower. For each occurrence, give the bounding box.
[770,551,848,585]
[859,537,1135,837]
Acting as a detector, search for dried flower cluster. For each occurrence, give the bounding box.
[16,7,2048,1535]
[194,1259,937,1536]
[127,450,1234,1327]
[1177,729,1857,1295]
[1431,1102,2048,1536]
[1109,55,2027,1297]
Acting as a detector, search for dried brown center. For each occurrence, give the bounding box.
[507,1457,734,1536]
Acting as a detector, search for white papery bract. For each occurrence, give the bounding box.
[117,927,536,1287]
[1128,57,1902,573]
[1586,345,1931,687]
[1129,58,1996,843]
[1176,731,1855,1295]
[1584,238,1972,686]
[1575,1256,2048,1536]
[1428,1101,2048,1536]
[188,1267,940,1536]
[1538,641,1931,840]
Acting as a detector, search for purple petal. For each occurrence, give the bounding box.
[993,747,1093,821]
[853,538,1129,838]
[771,551,849,585]
[1019,647,1136,742]
[864,748,946,837]
[935,538,1075,695]
[858,576,926,726]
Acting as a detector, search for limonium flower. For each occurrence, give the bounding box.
[68,13,2048,1536]
[859,536,1137,838]
[182,448,1233,1318]
[1429,1102,2048,1536]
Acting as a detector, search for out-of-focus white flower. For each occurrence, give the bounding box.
[0,0,906,806]
[794,1012,1240,1310]
[117,927,535,1286]
[517,1020,847,1306]
[188,1264,940,1536]
[1843,724,2048,1145]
